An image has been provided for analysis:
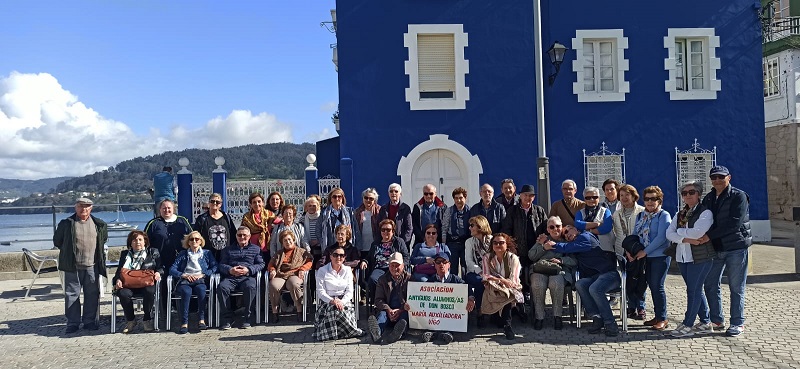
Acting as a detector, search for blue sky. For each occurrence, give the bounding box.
[0,1,338,179]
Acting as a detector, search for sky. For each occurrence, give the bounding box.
[0,1,339,180]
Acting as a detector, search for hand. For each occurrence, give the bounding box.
[387,308,400,321]
[403,302,411,311]
[154,272,161,282]
[698,234,710,243]
[542,241,556,251]
[298,272,305,281]
[115,280,123,289]
[549,258,561,264]
[590,229,600,235]
[634,250,647,260]
[625,251,634,263]
[466,298,475,313]
[536,234,548,244]
[426,257,433,264]
[331,298,344,311]
[586,222,600,230]
[269,270,276,279]
[360,261,368,270]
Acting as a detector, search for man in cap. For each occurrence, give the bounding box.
[53,198,108,334]
[698,165,751,337]
[416,253,475,344]
[368,252,411,344]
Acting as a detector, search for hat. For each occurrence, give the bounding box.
[75,197,93,205]
[520,184,536,195]
[709,166,730,177]
[388,252,404,265]
[433,253,450,262]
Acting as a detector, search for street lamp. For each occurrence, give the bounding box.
[547,41,569,86]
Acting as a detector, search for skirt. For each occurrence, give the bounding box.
[312,302,363,341]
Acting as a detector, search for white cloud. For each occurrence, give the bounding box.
[0,71,294,179]
[319,101,337,113]
[306,128,336,143]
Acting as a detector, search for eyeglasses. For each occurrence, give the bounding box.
[680,190,698,196]
[710,174,727,180]
[425,232,437,235]
[331,253,346,258]
[209,200,221,205]
[423,192,434,196]
[381,228,393,232]
[331,194,343,199]
[363,197,375,201]
[434,260,449,265]
[389,189,399,193]
[584,196,599,200]
[491,240,507,245]
[468,224,476,228]
[236,234,249,237]
[643,197,660,202]
[548,225,563,230]
[189,238,202,242]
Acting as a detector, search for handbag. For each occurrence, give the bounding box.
[531,259,562,276]
[119,268,156,289]
[621,235,645,255]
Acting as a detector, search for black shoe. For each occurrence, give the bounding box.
[269,312,280,324]
[383,319,407,344]
[198,322,208,330]
[588,317,604,334]
[476,315,485,328]
[220,322,232,330]
[440,331,454,344]
[65,326,80,334]
[367,315,382,343]
[241,322,251,329]
[504,324,515,340]
[178,325,188,334]
[533,319,544,330]
[604,322,619,337]
[553,316,563,330]
[82,323,99,331]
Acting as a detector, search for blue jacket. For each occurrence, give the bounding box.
[219,243,265,278]
[575,207,613,235]
[702,185,752,252]
[170,249,218,279]
[553,231,616,278]
[470,199,507,234]
[634,209,672,258]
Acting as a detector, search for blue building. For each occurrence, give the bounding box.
[318,0,770,240]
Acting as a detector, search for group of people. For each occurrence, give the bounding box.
[54,165,751,342]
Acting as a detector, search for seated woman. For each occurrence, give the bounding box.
[269,204,309,257]
[528,216,576,331]
[268,230,313,322]
[480,232,523,340]
[409,224,451,282]
[313,244,365,341]
[317,224,361,269]
[113,230,162,334]
[464,215,492,327]
[361,219,409,293]
[169,231,218,334]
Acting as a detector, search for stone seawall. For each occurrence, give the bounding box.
[0,246,126,281]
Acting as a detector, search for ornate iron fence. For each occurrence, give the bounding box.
[675,139,716,211]
[583,142,626,202]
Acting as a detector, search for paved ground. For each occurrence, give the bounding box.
[1,225,798,368]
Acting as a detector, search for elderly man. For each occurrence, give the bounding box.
[550,179,586,227]
[544,225,620,337]
[416,253,475,344]
[502,184,547,269]
[496,178,520,211]
[368,252,411,344]
[54,198,108,334]
[699,166,751,337]
[470,183,506,234]
[411,184,445,244]
[217,226,265,329]
[378,183,414,246]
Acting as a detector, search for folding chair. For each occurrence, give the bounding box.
[22,248,63,298]
[166,274,217,330]
[215,271,262,325]
[353,268,361,321]
[110,279,161,333]
[265,270,309,323]
[575,255,628,332]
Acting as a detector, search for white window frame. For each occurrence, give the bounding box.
[764,57,780,98]
[572,29,629,102]
[664,28,721,100]
[404,24,469,110]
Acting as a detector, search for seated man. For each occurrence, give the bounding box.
[217,226,265,329]
[417,253,475,344]
[543,225,620,336]
[367,252,410,344]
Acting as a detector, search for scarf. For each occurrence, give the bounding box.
[271,247,310,279]
[487,251,513,279]
[584,205,600,223]
[677,205,694,228]
[123,249,147,270]
[472,235,492,267]
[242,208,275,251]
[635,209,660,249]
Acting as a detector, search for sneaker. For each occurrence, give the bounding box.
[122,321,137,334]
[440,332,454,344]
[241,322,251,329]
[588,317,604,334]
[383,319,407,343]
[142,320,155,332]
[504,324,516,340]
[604,323,619,337]
[726,325,744,337]
[670,323,694,338]
[710,322,725,332]
[367,315,382,343]
[693,322,713,335]
[220,322,232,330]
[421,331,434,343]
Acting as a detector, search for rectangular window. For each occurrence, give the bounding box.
[582,40,616,92]
[404,24,469,110]
[764,57,780,98]
[664,28,720,100]
[674,39,705,91]
[572,29,629,102]
[418,34,455,99]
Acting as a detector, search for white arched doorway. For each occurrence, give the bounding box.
[397,134,483,206]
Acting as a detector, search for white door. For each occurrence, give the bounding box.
[411,149,468,207]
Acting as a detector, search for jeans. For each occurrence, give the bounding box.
[64,268,101,328]
[464,272,484,312]
[176,280,206,325]
[217,276,257,320]
[576,271,620,324]
[678,261,712,327]
[704,248,748,326]
[116,286,156,321]
[376,310,409,334]
[646,256,671,321]
[447,241,466,276]
[368,268,387,297]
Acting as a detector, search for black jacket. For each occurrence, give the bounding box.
[701,185,751,252]
[501,204,547,258]
[144,216,192,271]
[378,202,414,246]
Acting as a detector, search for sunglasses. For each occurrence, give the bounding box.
[584,196,599,200]
[680,190,698,196]
[423,192,434,196]
[389,190,400,193]
[434,259,449,265]
[710,174,727,180]
[381,228,393,232]
[468,224,477,228]
[331,253,346,258]
[236,234,249,237]
[548,225,563,230]
[209,200,221,205]
[491,240,507,245]
[425,231,437,235]
[331,194,343,199]
[643,197,660,202]
[363,197,375,201]
[189,237,202,242]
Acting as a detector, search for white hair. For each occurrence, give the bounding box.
[583,186,600,196]
[561,179,577,189]
[388,183,402,193]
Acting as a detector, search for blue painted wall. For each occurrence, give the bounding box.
[333,0,768,219]
[316,136,340,177]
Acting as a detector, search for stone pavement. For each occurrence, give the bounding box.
[0,241,798,368]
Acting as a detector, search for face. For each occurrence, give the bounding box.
[491,236,508,254]
[75,203,92,220]
[335,229,348,244]
[619,190,634,207]
[502,182,516,198]
[643,192,662,212]
[563,227,579,241]
[389,261,405,277]
[681,187,701,207]
[268,195,282,210]
[389,187,400,202]
[520,192,535,207]
[305,200,320,214]
[562,182,577,199]
[453,193,466,208]
[282,208,295,224]
[188,234,203,250]
[130,234,146,252]
[547,219,563,239]
[469,222,480,237]
[281,235,296,250]
[480,186,494,202]
[209,196,222,212]
[423,186,436,203]
[603,184,618,202]
[250,196,264,212]
[330,192,343,207]
[584,191,600,207]
[710,174,731,190]
[160,201,175,218]
[434,258,449,275]
[330,249,346,267]
[380,225,394,241]
[236,229,251,246]
[424,228,438,243]
[362,194,376,208]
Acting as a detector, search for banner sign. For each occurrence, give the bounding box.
[406,281,468,332]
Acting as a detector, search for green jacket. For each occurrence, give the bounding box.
[53,214,109,276]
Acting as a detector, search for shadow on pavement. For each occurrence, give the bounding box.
[218,326,316,343]
[745,273,800,284]
[1,283,63,302]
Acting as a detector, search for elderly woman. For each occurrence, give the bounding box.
[377,183,413,246]
[301,195,322,255]
[633,186,673,331]
[269,204,309,257]
[612,184,646,320]
[575,187,615,254]
[193,193,236,261]
[114,230,162,333]
[169,231,217,334]
[319,188,356,250]
[361,219,410,293]
[666,181,716,337]
[481,232,523,340]
[528,216,576,330]
[354,188,381,259]
[465,215,492,327]
[241,192,276,260]
[144,199,192,281]
[313,244,364,341]
[318,224,361,269]
[410,224,451,282]
[268,230,313,322]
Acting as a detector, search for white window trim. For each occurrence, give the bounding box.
[664,28,721,100]
[572,29,629,102]
[404,24,469,110]
[764,57,780,99]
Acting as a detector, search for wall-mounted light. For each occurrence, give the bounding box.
[547,41,569,86]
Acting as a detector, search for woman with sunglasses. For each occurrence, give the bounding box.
[633,186,673,331]
[169,231,218,334]
[528,216,576,330]
[480,232,523,340]
[319,188,356,251]
[464,215,492,327]
[313,244,364,341]
[410,224,451,282]
[354,188,381,260]
[666,181,715,337]
[193,193,236,261]
[362,219,409,294]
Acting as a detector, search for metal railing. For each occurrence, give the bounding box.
[764,16,800,42]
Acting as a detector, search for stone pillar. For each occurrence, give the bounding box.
[176,157,193,222]
[212,156,228,213]
[305,154,319,197]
